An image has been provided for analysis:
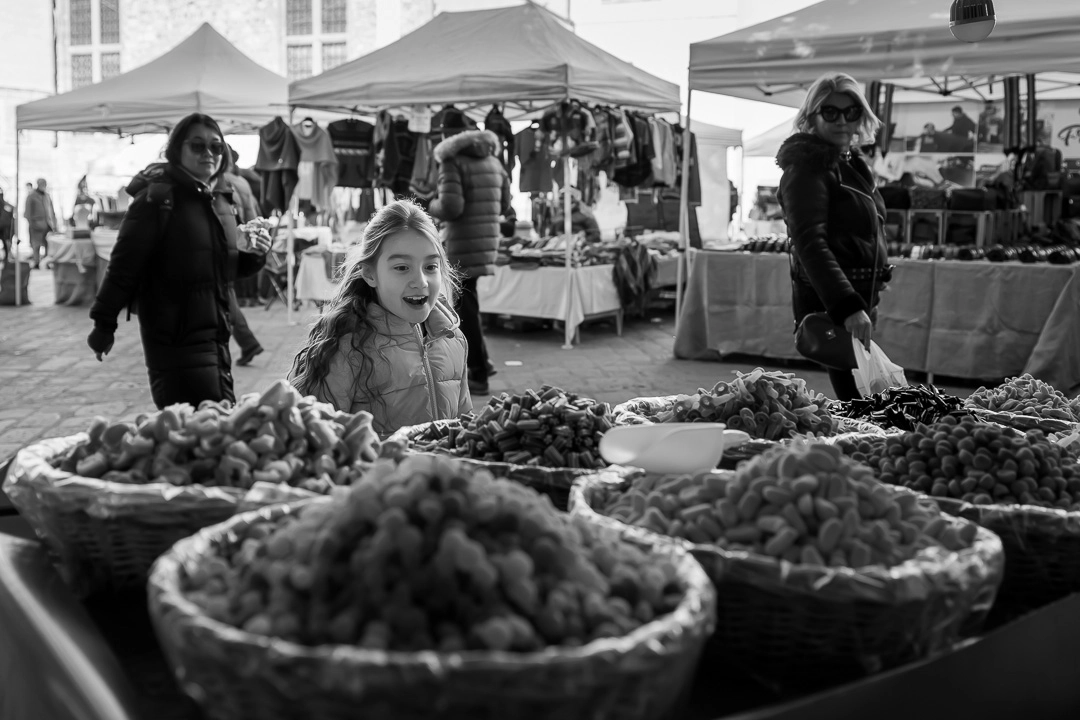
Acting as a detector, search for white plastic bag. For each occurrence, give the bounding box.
[852,339,909,397]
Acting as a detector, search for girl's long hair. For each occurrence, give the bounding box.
[289,199,459,411]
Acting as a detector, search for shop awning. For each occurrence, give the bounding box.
[689,0,1080,107]
[288,3,681,115]
[16,23,288,134]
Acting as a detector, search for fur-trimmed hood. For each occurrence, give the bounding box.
[434,129,499,163]
[776,132,857,173]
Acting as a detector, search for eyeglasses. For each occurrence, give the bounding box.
[183,139,226,156]
[817,105,863,124]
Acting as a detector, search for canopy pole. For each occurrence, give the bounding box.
[561,102,574,350]
[675,87,693,337]
[286,107,297,326]
[14,129,22,307]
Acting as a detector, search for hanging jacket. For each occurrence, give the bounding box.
[428,130,512,278]
[408,134,439,200]
[90,164,264,407]
[484,105,516,172]
[310,299,471,436]
[254,117,300,212]
[327,118,376,188]
[291,120,340,212]
[776,132,888,327]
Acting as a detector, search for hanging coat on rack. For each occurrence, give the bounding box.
[291,119,339,212]
[484,105,516,172]
[254,117,300,213]
[328,118,375,188]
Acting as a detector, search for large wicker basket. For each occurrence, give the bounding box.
[389,419,636,510]
[929,496,1080,618]
[3,435,319,597]
[147,499,716,720]
[570,473,1004,691]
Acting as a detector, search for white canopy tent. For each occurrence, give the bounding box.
[289,1,682,348]
[12,23,288,308]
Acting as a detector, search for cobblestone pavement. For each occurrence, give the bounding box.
[0,266,972,466]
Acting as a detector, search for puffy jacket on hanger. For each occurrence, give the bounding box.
[484,105,515,172]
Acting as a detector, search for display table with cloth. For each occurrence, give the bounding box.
[48,234,98,306]
[294,244,348,303]
[477,264,623,343]
[90,228,119,291]
[674,250,1080,393]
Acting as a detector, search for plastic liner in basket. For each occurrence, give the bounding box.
[928,495,1080,615]
[569,472,1004,690]
[147,498,716,720]
[3,435,321,597]
[963,404,1080,435]
[388,419,637,510]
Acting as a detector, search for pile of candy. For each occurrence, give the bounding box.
[830,385,965,432]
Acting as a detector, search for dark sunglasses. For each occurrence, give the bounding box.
[184,139,226,156]
[817,105,863,123]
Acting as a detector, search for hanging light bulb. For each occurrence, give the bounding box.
[950,0,996,43]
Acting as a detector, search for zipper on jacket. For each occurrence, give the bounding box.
[414,324,439,421]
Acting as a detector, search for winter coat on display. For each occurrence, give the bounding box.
[428,130,512,279]
[311,300,471,436]
[255,117,300,212]
[90,164,265,409]
[776,132,888,328]
[327,118,376,188]
[484,105,516,172]
[291,120,340,212]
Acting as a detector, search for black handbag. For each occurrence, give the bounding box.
[792,235,880,371]
[795,312,856,370]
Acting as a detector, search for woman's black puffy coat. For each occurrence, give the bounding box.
[90,164,265,408]
[776,133,888,327]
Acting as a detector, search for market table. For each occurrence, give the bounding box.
[674,251,1080,393]
[295,245,349,303]
[477,263,623,343]
[48,234,98,306]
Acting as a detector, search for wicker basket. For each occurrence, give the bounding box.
[148,499,716,720]
[929,496,1080,617]
[2,435,320,597]
[570,473,1004,690]
[388,420,636,510]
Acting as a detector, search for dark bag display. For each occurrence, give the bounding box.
[910,187,947,209]
[948,188,995,211]
[879,185,912,210]
[795,312,856,370]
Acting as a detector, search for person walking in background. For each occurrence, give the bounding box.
[776,72,889,401]
[428,128,511,396]
[946,106,976,142]
[224,146,265,366]
[0,189,15,263]
[290,199,470,437]
[86,112,271,409]
[22,178,57,269]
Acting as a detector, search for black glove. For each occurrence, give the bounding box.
[87,326,115,361]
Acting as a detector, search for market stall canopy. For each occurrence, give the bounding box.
[743,120,794,158]
[288,2,681,115]
[688,117,742,148]
[16,23,288,134]
[688,0,1080,107]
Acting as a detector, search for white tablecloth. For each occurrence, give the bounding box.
[90,228,119,263]
[477,264,621,339]
[292,226,334,246]
[295,254,338,302]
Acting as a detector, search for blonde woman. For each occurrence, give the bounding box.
[776,73,890,400]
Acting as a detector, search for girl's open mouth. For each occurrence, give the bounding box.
[403,295,429,307]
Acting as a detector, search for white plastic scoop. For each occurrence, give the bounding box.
[599,423,752,474]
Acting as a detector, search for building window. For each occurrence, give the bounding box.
[100,0,120,43]
[70,0,92,45]
[321,42,347,71]
[101,52,121,80]
[287,45,313,81]
[72,54,93,88]
[287,0,313,36]
[321,0,347,33]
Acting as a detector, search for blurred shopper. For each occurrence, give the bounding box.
[87,113,271,408]
[428,127,512,396]
[224,145,265,366]
[22,178,57,269]
[0,189,14,263]
[776,72,889,401]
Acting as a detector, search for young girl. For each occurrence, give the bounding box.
[290,199,471,435]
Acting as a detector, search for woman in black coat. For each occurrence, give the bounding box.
[776,73,889,401]
[87,113,271,409]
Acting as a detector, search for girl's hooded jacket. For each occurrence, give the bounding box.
[776,132,888,327]
[311,298,471,436]
[428,130,512,278]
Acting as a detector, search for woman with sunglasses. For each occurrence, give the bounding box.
[776,73,888,401]
[87,112,271,409]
